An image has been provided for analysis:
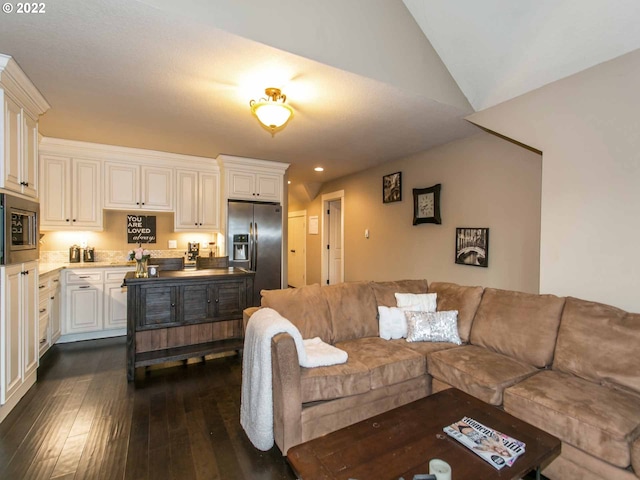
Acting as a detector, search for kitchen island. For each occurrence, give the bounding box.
[124,267,255,381]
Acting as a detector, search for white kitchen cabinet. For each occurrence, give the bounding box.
[37,270,62,358]
[175,169,220,231]
[49,275,61,344]
[0,54,49,199]
[39,155,103,230]
[226,169,281,202]
[60,267,133,343]
[104,162,173,211]
[104,269,130,330]
[1,262,38,406]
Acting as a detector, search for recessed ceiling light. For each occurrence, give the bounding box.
[314,167,324,172]
[287,180,291,184]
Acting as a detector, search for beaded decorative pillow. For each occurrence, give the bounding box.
[405,310,462,344]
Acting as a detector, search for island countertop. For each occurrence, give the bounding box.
[122,267,254,285]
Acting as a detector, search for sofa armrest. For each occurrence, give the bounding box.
[271,332,302,455]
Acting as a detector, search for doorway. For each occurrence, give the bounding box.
[287,211,306,287]
[321,190,345,285]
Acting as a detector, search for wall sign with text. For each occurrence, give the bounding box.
[127,215,157,244]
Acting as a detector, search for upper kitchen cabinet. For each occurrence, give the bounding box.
[0,54,50,198]
[218,155,289,203]
[175,169,220,231]
[38,154,103,231]
[104,163,173,211]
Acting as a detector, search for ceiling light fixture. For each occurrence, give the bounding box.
[314,167,324,172]
[250,87,293,136]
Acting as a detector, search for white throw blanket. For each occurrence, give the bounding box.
[240,307,348,451]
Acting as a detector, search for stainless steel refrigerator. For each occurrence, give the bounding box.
[227,200,282,306]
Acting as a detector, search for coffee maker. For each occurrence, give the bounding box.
[187,242,199,261]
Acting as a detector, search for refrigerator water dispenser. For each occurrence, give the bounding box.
[232,234,248,260]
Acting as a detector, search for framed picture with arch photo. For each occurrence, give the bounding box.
[455,227,489,267]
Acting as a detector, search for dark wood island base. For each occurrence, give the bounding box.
[124,267,255,381]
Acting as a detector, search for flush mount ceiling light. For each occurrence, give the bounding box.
[249,87,293,136]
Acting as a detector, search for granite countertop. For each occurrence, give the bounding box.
[39,261,135,276]
[123,267,254,285]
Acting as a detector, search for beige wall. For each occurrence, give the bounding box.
[291,132,542,293]
[469,49,640,312]
[40,210,222,256]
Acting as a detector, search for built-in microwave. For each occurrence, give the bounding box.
[1,193,39,265]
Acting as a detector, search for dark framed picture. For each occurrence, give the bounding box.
[455,227,489,267]
[383,172,402,203]
[412,184,441,225]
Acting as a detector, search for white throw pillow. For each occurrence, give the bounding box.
[377,306,408,340]
[395,292,437,312]
[405,310,462,344]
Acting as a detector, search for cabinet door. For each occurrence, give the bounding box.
[212,281,245,321]
[72,159,102,228]
[104,163,139,209]
[174,169,198,230]
[2,265,23,404]
[104,282,127,330]
[22,262,38,379]
[200,172,220,229]
[40,156,72,228]
[3,97,22,193]
[255,173,281,201]
[50,276,61,343]
[22,114,38,198]
[227,170,256,200]
[65,285,103,333]
[181,284,211,324]
[141,166,173,211]
[139,286,178,328]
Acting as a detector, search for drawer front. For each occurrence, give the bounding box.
[105,268,133,283]
[66,270,104,284]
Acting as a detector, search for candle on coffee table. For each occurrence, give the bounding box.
[429,458,451,480]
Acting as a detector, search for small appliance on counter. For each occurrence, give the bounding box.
[69,245,81,263]
[83,247,95,262]
[187,241,199,261]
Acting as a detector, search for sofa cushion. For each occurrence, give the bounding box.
[470,288,565,368]
[428,282,484,343]
[300,358,371,403]
[553,296,640,395]
[428,345,538,405]
[632,437,640,478]
[504,370,640,468]
[370,279,429,307]
[389,339,459,362]
[324,282,379,343]
[337,337,426,390]
[261,284,333,342]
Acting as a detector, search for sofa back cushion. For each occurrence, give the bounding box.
[260,284,333,342]
[470,288,565,368]
[370,279,429,307]
[323,281,379,343]
[553,297,640,395]
[428,282,484,343]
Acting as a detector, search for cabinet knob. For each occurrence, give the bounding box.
[66,219,70,222]
[73,219,76,222]
[79,286,90,289]
[199,223,202,226]
[50,296,55,300]
[39,308,46,314]
[136,202,140,205]
[171,303,175,307]
[215,298,219,303]
[207,300,211,304]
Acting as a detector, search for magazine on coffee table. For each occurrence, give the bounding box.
[443,416,526,470]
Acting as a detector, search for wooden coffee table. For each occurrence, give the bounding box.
[287,388,560,480]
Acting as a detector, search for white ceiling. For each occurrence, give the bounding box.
[0,0,638,188]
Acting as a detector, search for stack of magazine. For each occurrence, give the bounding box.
[443,417,526,470]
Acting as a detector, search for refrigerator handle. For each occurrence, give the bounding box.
[254,222,259,270]
[249,222,254,270]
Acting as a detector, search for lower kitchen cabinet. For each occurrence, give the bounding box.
[60,267,133,342]
[38,270,62,357]
[1,262,38,421]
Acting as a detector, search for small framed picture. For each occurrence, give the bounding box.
[455,227,489,267]
[383,172,402,203]
[412,184,441,225]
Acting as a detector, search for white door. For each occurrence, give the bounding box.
[328,200,342,285]
[287,214,306,287]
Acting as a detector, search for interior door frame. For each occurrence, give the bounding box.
[287,210,307,287]
[321,190,345,285]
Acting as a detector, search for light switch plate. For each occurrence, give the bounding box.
[168,240,177,249]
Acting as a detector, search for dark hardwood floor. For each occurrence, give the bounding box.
[0,337,547,480]
[0,337,295,480]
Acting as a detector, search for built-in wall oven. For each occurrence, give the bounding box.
[1,193,39,265]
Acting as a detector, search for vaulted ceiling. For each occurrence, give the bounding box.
[0,0,638,187]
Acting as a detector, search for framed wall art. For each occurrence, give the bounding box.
[383,172,402,203]
[412,183,441,225]
[455,227,489,267]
